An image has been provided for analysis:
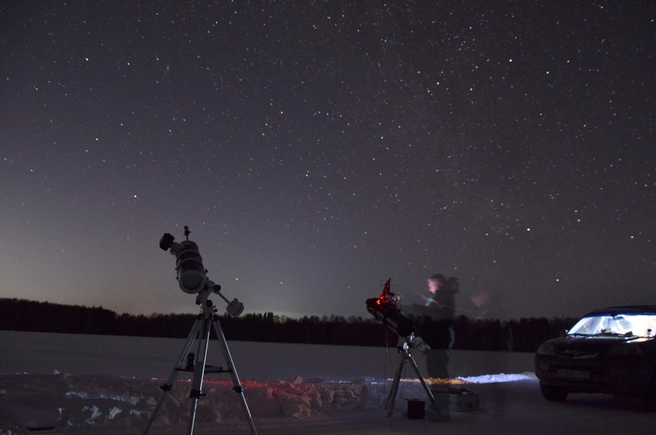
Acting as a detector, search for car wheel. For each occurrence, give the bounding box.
[540,383,568,402]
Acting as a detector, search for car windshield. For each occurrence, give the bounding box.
[568,313,656,337]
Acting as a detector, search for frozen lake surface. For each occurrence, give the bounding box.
[0,330,533,380]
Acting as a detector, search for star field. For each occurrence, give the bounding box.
[1,1,653,320]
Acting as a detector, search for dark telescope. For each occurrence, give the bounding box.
[365,279,415,337]
[365,278,439,418]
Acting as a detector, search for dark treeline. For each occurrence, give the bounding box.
[0,298,578,352]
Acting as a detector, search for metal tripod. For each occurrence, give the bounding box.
[385,337,442,417]
[142,299,258,435]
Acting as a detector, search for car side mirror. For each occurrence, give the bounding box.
[560,329,568,337]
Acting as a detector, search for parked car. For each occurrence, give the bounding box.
[535,305,656,404]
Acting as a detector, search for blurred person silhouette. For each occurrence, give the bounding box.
[408,273,458,380]
[423,274,458,350]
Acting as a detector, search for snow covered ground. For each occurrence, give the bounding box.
[1,331,654,434]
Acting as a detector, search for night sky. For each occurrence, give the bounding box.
[1,1,653,322]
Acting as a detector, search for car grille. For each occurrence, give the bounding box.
[556,349,598,359]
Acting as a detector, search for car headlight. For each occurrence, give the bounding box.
[606,344,643,356]
[537,343,556,355]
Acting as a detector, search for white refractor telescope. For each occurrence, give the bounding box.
[159,226,244,316]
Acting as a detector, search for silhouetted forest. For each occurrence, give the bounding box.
[0,298,578,352]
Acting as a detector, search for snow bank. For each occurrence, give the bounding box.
[0,371,538,433]
[1,371,484,433]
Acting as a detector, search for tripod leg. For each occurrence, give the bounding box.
[187,315,213,435]
[385,351,406,416]
[406,353,442,414]
[212,319,259,435]
[143,319,203,435]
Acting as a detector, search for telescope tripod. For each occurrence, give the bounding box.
[142,299,258,435]
[385,338,442,417]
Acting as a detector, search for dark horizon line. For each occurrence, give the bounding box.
[0,297,581,323]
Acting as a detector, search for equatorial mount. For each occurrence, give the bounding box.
[144,227,256,434]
